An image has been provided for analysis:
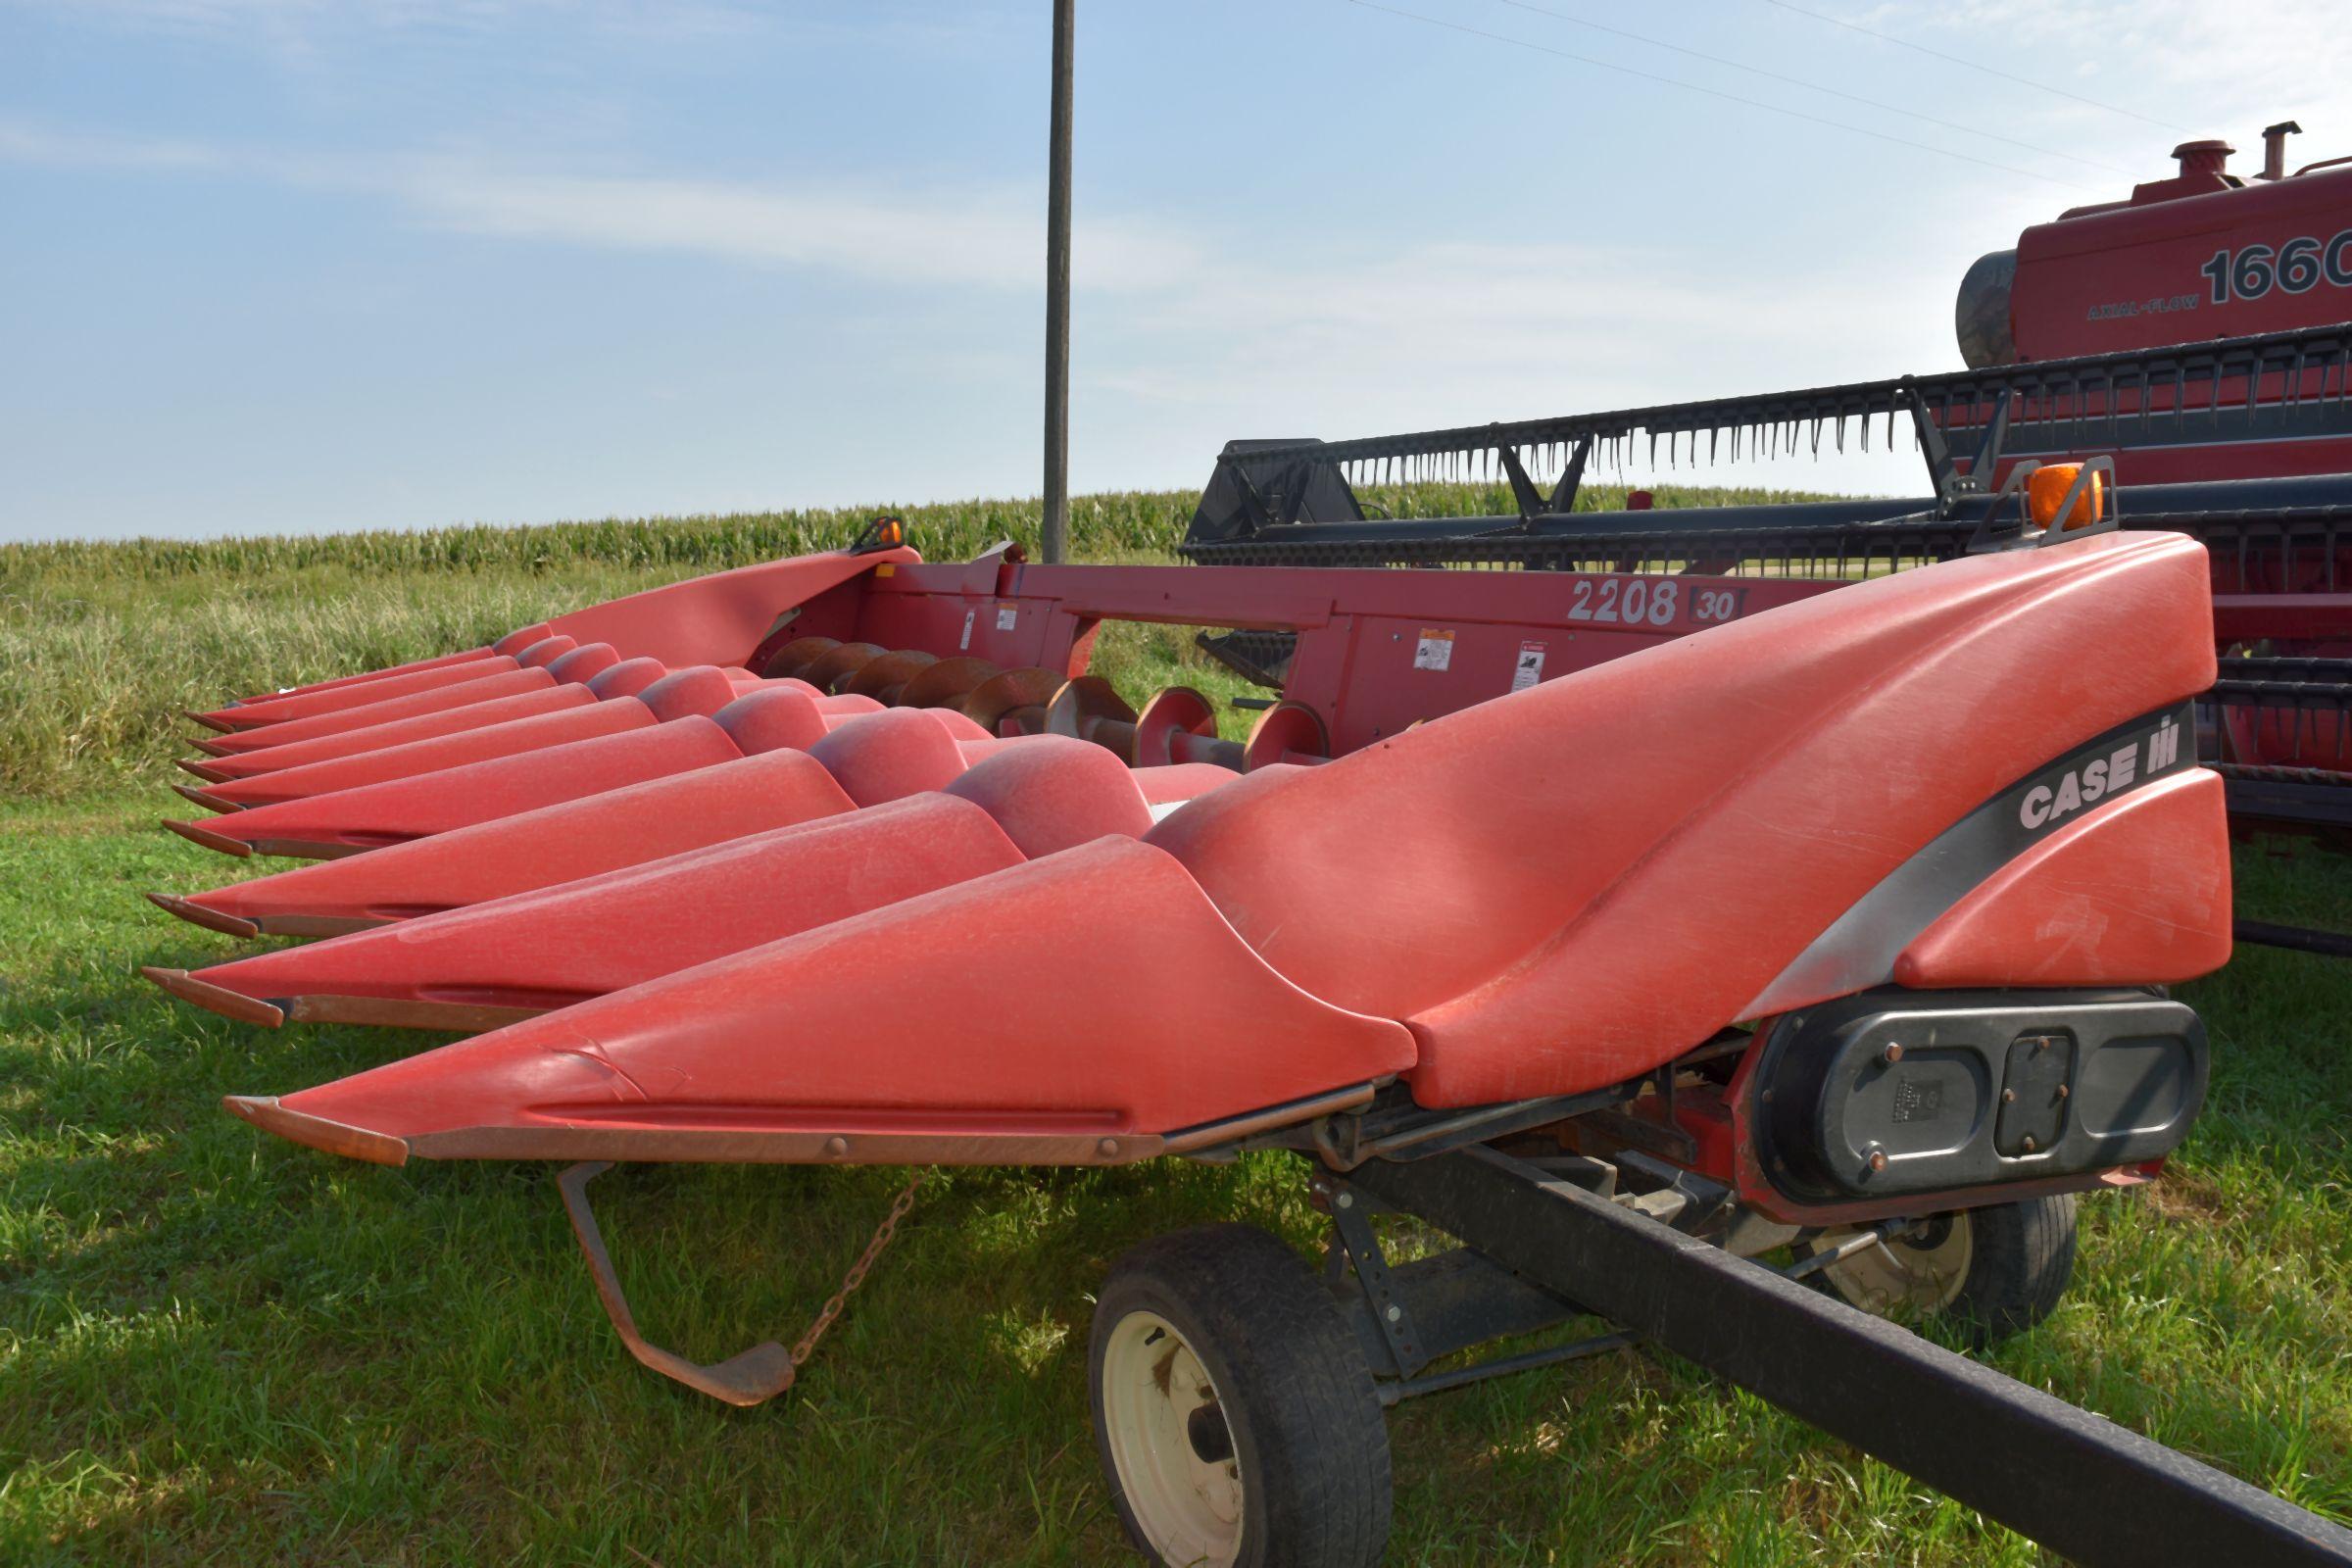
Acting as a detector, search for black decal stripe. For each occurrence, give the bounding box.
[1742,702,2199,1017]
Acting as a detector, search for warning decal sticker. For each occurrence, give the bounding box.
[1413,629,1455,671]
[1511,641,1545,692]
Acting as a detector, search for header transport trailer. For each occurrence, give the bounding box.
[148,404,2350,1564]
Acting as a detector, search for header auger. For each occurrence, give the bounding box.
[142,326,2352,1564]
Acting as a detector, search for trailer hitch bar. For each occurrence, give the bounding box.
[1348,1145,2352,1568]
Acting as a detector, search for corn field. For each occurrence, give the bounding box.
[0,483,1821,799]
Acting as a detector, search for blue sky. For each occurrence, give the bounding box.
[2,0,2344,541]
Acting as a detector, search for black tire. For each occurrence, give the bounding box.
[1945,1193,2079,1348]
[1089,1223,1391,1568]
[1807,1194,2078,1350]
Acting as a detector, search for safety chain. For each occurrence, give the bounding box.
[789,1169,926,1372]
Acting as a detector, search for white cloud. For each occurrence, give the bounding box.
[1832,0,2352,146]
[0,118,1203,292]
[383,162,1209,293]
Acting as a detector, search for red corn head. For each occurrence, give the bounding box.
[147,738,1243,1022]
[163,718,747,858]
[196,666,560,755]
[220,534,2231,1167]
[183,699,661,808]
[184,686,599,781]
[147,793,1029,1029]
[150,747,858,937]
[190,657,537,732]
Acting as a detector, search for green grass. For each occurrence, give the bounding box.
[3,494,2348,1563]
[2,800,2348,1565]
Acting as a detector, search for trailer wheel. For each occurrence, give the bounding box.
[1802,1194,2078,1348]
[1089,1223,1391,1568]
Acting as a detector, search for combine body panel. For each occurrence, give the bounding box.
[1958,128,2352,480]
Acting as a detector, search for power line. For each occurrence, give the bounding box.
[1335,0,2095,189]
[1487,0,2135,175]
[1757,0,2191,133]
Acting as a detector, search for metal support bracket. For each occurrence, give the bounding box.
[558,1161,799,1406]
[1550,434,1592,515]
[2031,455,2120,547]
[1494,431,1546,525]
[1317,1176,1430,1379]
[1916,386,2017,517]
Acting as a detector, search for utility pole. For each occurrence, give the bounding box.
[1042,0,1074,563]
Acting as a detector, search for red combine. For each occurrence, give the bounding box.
[137,131,2352,1568]
[1958,122,2352,481]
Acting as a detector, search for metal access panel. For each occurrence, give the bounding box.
[1752,989,2208,1203]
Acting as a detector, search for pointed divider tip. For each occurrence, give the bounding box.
[162,818,253,858]
[145,892,261,940]
[172,782,238,813]
[221,1096,410,1165]
[140,966,285,1028]
[177,759,232,783]
[184,710,238,734]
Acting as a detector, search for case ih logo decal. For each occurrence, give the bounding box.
[2018,712,2185,831]
[2199,230,2352,305]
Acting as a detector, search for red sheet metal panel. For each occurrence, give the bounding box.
[1894,770,2232,987]
[227,836,1418,1161]
[543,547,915,667]
[1146,532,2222,1105]
[2012,165,2352,361]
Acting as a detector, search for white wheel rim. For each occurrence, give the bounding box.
[1819,1214,1974,1315]
[1101,1309,1244,1567]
